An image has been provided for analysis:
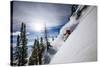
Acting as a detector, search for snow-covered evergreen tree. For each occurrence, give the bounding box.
[19,23,28,66]
[29,38,44,65]
[13,23,28,66]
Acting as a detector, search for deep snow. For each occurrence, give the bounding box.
[50,6,97,64]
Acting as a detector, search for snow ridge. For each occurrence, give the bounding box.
[50,6,97,64]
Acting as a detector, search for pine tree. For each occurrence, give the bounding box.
[71,5,78,16]
[15,35,20,65]
[76,6,87,19]
[11,35,20,66]
[44,24,51,51]
[16,35,20,57]
[40,37,45,52]
[38,37,45,64]
[29,39,39,65]
[29,37,45,65]
[15,22,28,66]
[20,23,28,66]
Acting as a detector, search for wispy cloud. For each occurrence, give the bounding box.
[11,31,30,36]
[12,1,72,32]
[11,31,20,36]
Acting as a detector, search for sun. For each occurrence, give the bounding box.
[31,20,45,32]
[34,22,44,32]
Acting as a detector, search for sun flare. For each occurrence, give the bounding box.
[31,20,45,32]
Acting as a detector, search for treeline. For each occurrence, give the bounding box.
[11,22,53,66]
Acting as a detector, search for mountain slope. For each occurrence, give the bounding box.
[50,6,97,64]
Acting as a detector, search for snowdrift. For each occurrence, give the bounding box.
[50,6,97,64]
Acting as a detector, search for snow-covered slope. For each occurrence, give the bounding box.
[50,6,97,64]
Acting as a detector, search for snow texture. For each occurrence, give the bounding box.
[51,15,79,50]
[51,9,80,50]
[50,6,97,64]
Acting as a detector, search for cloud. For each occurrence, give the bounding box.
[12,31,30,36]
[12,31,20,36]
[12,1,72,32]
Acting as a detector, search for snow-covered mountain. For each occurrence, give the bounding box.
[51,6,87,50]
[50,6,97,64]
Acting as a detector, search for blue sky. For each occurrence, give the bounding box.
[11,1,72,46]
